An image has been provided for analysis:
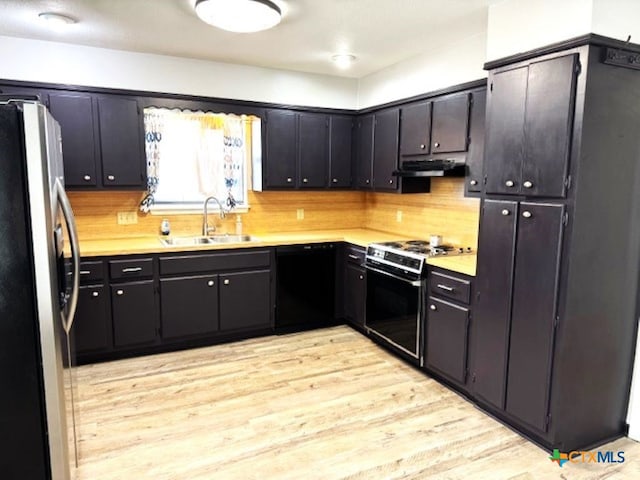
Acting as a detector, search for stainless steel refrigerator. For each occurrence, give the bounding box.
[0,99,80,479]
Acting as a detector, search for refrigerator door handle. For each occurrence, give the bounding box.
[56,178,80,334]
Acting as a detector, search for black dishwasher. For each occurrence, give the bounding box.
[275,243,336,332]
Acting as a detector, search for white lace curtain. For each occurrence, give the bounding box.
[140,108,247,212]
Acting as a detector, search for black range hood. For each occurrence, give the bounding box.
[393,158,466,177]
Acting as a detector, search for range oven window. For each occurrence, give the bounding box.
[366,268,421,359]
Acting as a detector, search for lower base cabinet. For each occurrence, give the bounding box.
[111,280,158,347]
[344,264,366,328]
[219,270,271,331]
[160,275,220,339]
[75,284,111,353]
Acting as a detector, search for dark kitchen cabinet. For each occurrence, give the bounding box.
[355,114,374,188]
[160,274,219,339]
[343,243,366,330]
[426,297,469,384]
[48,92,98,187]
[399,101,431,156]
[97,95,146,188]
[0,85,48,104]
[329,115,353,188]
[111,280,157,347]
[298,113,329,187]
[484,54,577,197]
[75,285,111,353]
[219,270,271,331]
[373,108,399,191]
[430,93,470,154]
[465,89,486,195]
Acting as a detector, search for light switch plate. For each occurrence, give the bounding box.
[296,208,304,220]
[117,211,138,225]
[396,210,403,223]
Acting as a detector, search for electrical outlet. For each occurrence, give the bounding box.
[117,211,138,225]
[396,210,403,223]
[296,208,305,220]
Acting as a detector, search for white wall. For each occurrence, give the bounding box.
[486,0,593,62]
[592,0,640,42]
[357,32,488,109]
[0,35,358,109]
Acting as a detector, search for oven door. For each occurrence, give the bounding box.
[365,265,423,363]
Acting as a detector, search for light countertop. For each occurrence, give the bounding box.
[78,228,476,276]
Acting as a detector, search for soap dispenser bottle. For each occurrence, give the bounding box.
[235,215,243,235]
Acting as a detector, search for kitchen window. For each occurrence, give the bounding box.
[140,107,260,213]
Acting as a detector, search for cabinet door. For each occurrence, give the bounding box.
[75,285,111,353]
[469,199,518,409]
[466,89,486,195]
[329,115,353,188]
[160,275,219,339]
[373,108,399,191]
[355,115,374,188]
[111,280,157,347]
[484,67,528,195]
[400,101,431,156]
[431,93,470,153]
[219,270,271,331]
[426,297,469,384]
[506,203,564,432]
[265,110,297,188]
[344,264,366,328]
[49,92,98,187]
[97,96,146,187]
[0,85,48,104]
[298,113,328,188]
[522,55,577,198]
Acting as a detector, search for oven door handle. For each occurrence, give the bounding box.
[365,265,423,287]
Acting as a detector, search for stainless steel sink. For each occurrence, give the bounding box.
[159,234,256,246]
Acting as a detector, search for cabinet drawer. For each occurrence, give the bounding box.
[109,258,153,280]
[159,250,270,275]
[345,245,365,265]
[429,271,471,304]
[79,261,104,283]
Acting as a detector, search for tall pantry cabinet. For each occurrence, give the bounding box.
[469,37,640,451]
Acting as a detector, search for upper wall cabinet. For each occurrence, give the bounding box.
[373,108,400,191]
[263,109,351,190]
[48,92,98,187]
[96,95,147,188]
[431,92,470,154]
[484,54,578,197]
[399,101,431,156]
[355,114,374,189]
[465,89,487,196]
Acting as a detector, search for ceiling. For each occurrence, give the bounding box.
[0,0,495,78]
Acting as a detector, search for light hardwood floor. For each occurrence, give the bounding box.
[73,326,640,479]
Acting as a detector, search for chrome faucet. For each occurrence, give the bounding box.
[202,196,226,236]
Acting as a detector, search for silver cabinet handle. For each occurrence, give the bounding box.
[83,175,91,181]
[359,274,364,280]
[430,304,437,311]
[420,144,426,149]
[389,179,394,184]
[434,142,440,148]
[523,181,533,188]
[286,177,293,183]
[501,209,510,216]
[470,180,478,186]
[365,179,370,184]
[207,280,215,287]
[348,254,360,260]
[122,267,142,273]
[505,180,514,187]
[79,270,91,275]
[92,291,99,297]
[332,178,338,183]
[116,289,124,296]
[107,175,115,181]
[522,211,532,218]
[223,279,230,285]
[302,178,309,183]
[437,284,454,292]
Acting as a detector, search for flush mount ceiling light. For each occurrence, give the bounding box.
[38,12,77,28]
[332,54,356,70]
[195,0,282,33]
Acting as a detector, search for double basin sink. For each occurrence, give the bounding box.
[159,234,257,247]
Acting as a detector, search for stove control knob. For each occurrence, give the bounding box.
[458,248,464,253]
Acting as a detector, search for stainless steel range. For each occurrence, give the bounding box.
[364,239,473,365]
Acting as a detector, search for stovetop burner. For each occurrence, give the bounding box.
[405,240,429,246]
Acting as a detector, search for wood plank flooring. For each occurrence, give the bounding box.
[73,326,640,479]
